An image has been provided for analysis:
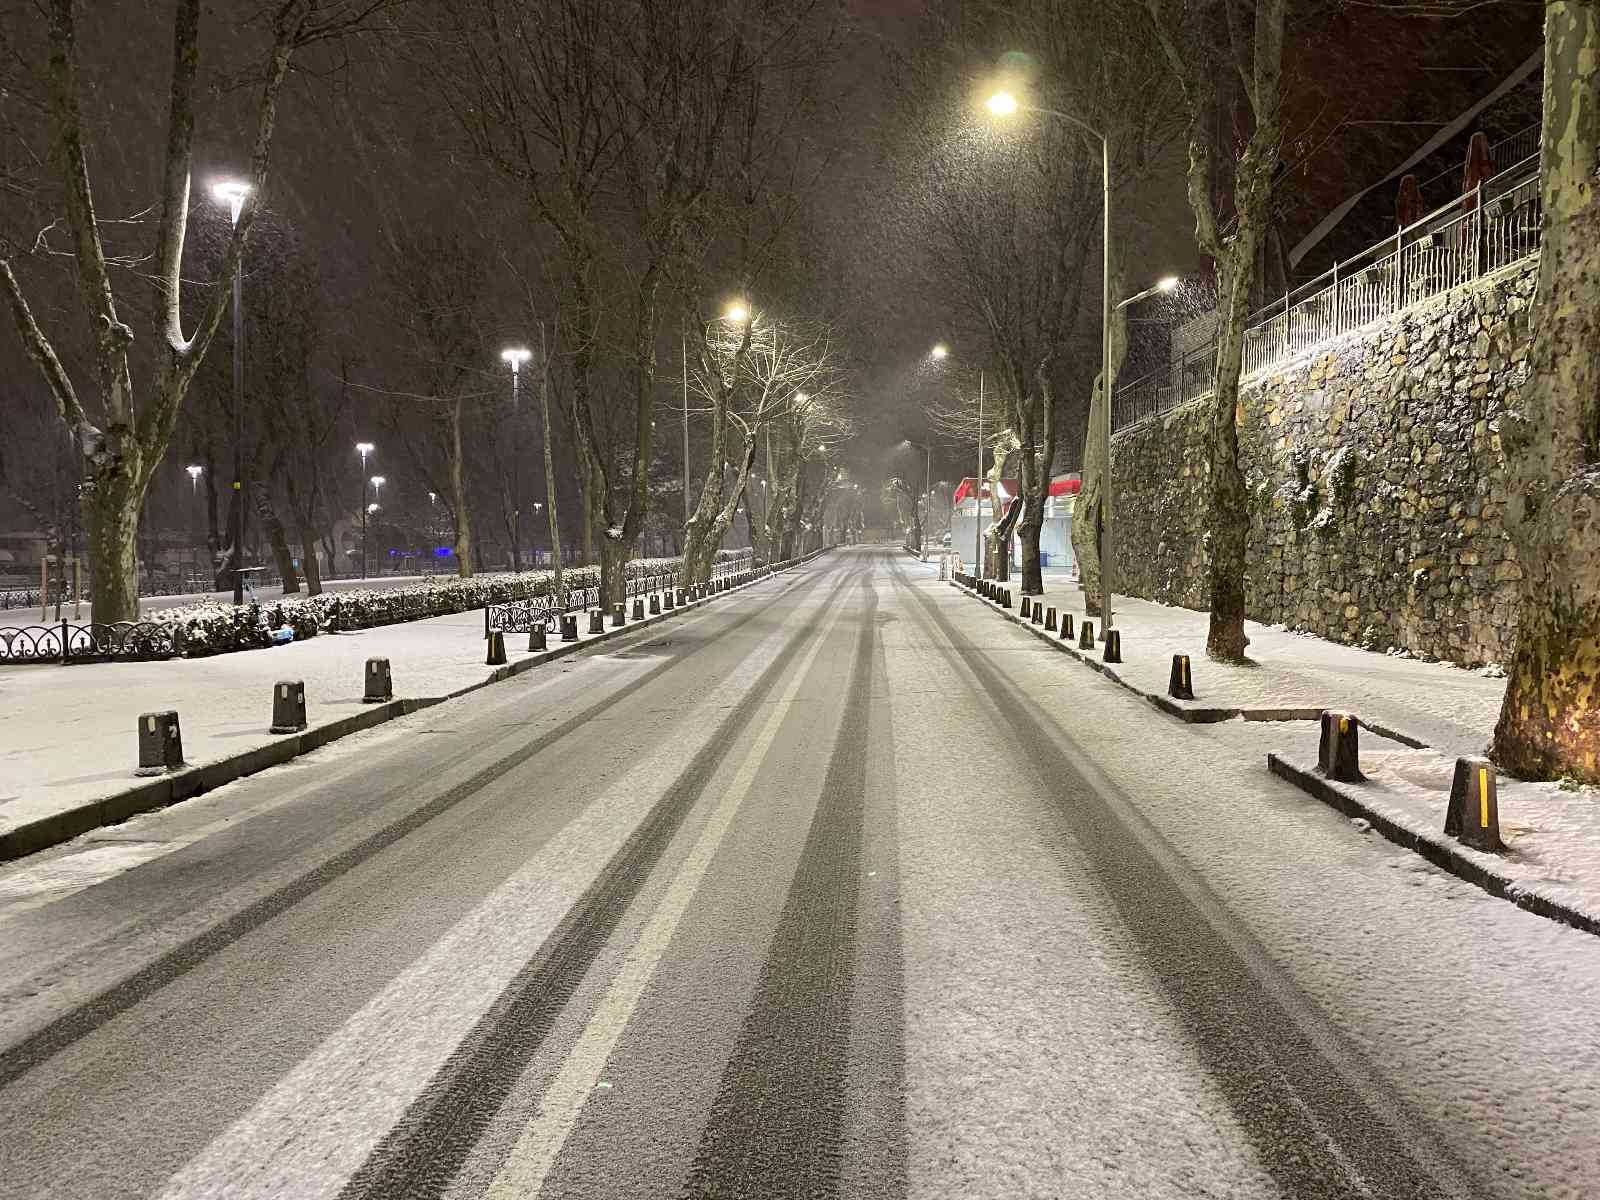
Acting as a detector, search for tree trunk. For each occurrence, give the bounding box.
[540,350,565,604]
[1017,489,1044,595]
[298,522,323,595]
[253,481,300,594]
[1491,0,1600,783]
[1205,251,1258,663]
[83,473,141,624]
[449,397,474,578]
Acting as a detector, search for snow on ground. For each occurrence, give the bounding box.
[989,569,1505,753]
[0,593,685,844]
[942,564,1600,932]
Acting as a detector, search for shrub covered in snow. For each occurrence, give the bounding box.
[147,550,749,658]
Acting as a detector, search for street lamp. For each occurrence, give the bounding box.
[723,301,751,325]
[501,347,532,572]
[355,443,375,578]
[987,91,1119,633]
[929,344,989,578]
[212,178,251,605]
[185,464,202,494]
[899,439,933,557]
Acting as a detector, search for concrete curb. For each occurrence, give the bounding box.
[1267,752,1600,939]
[0,552,830,864]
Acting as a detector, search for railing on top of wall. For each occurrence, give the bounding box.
[1111,153,1542,436]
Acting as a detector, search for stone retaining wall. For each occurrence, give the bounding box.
[1110,257,1536,667]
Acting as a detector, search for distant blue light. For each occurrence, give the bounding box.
[434,546,455,558]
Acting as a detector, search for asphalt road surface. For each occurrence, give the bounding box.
[1,547,1595,1199]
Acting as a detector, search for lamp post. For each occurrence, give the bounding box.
[212,179,251,606]
[985,95,1177,633]
[501,347,531,572]
[929,343,989,578]
[369,475,385,574]
[355,442,374,579]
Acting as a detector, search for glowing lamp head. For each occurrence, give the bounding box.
[501,347,532,369]
[355,441,374,456]
[930,343,949,360]
[185,465,202,480]
[723,301,750,324]
[211,179,251,205]
[1157,276,1180,292]
[986,92,1019,117]
[367,503,380,514]
[370,475,385,487]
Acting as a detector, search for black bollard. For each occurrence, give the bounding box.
[589,609,605,634]
[136,710,184,775]
[612,604,626,628]
[1168,654,1194,700]
[1445,756,1503,851]
[1079,620,1095,650]
[1045,607,1057,632]
[1060,613,1074,640]
[661,591,672,612]
[561,614,580,642]
[1032,603,1044,626]
[529,625,548,652]
[364,657,393,703]
[1020,597,1032,620]
[486,630,507,665]
[633,598,646,621]
[1001,589,1012,609]
[1318,711,1364,783]
[1102,628,1122,663]
[270,680,307,734]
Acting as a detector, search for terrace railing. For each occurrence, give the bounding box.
[1112,153,1542,435]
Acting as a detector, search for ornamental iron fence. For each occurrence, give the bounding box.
[0,620,180,665]
[1112,152,1541,436]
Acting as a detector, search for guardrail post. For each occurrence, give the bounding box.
[60,618,70,665]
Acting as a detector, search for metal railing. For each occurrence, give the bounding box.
[1112,153,1541,435]
[1417,122,1539,208]
[0,620,181,664]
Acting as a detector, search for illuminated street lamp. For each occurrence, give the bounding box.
[501,347,532,571]
[212,178,252,605]
[185,464,203,494]
[986,89,1121,630]
[355,443,376,578]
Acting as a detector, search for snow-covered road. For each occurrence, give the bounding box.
[0,547,1593,1198]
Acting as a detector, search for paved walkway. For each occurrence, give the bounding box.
[979,566,1506,754]
[0,584,724,848]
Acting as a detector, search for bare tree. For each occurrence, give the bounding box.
[0,0,400,623]
[887,0,1174,596]
[441,0,839,605]
[1491,0,1600,783]
[1140,0,1288,661]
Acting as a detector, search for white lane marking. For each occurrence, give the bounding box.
[484,582,858,1199]
[153,584,841,1200]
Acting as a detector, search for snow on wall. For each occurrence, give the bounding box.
[1110,256,1537,668]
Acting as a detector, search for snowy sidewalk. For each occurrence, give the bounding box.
[946,570,1600,933]
[0,572,772,860]
[984,572,1505,754]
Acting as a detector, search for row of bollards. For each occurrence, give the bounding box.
[1319,710,1504,851]
[135,656,393,775]
[956,569,1510,858]
[133,567,791,777]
